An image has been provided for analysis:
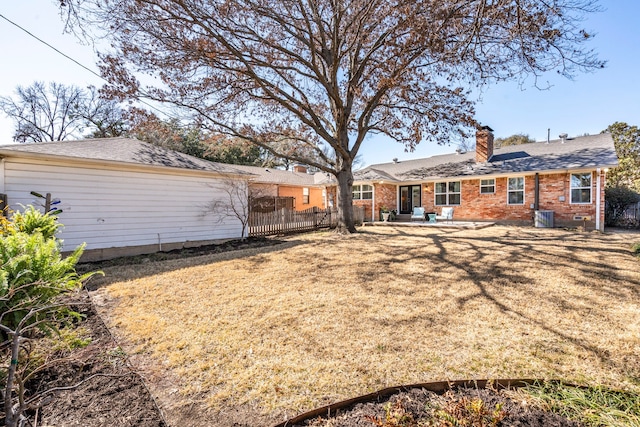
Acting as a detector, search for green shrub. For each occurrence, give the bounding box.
[0,228,85,333]
[605,186,640,227]
[631,242,640,256]
[9,205,61,240]
[1,206,99,427]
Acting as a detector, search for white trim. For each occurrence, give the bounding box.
[0,159,5,193]
[0,154,248,180]
[569,172,593,204]
[418,167,613,183]
[507,176,525,205]
[479,178,495,194]
[352,184,373,200]
[434,180,461,206]
[371,184,376,222]
[596,169,602,231]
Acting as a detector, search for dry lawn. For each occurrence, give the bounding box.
[88,226,640,426]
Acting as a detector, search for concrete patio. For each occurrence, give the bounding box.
[363,220,495,230]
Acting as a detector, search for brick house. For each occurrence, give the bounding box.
[232,164,330,211]
[352,128,618,230]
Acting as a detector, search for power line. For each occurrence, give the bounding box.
[0,12,103,81]
[0,12,173,120]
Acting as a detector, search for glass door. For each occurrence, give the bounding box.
[399,185,421,214]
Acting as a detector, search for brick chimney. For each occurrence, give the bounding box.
[475,125,494,163]
[292,164,307,173]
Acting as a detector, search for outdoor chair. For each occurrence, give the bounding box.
[411,207,425,222]
[436,207,454,223]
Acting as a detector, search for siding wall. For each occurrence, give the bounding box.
[1,158,245,256]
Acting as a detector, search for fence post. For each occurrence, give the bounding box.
[313,206,318,228]
[0,193,7,216]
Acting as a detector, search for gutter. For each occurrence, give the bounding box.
[0,151,253,180]
[371,184,376,222]
[0,159,5,193]
[596,168,602,231]
[534,173,539,211]
[419,166,619,183]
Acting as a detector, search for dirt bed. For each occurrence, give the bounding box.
[28,293,167,427]
[290,387,582,427]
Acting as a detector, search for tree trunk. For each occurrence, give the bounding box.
[4,332,21,427]
[335,168,356,233]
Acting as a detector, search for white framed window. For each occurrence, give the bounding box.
[507,177,525,205]
[352,184,373,200]
[570,173,592,204]
[480,178,495,194]
[302,187,310,204]
[435,181,461,206]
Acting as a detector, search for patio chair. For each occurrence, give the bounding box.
[436,207,454,223]
[411,207,425,222]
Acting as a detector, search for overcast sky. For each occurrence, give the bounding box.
[1,1,639,166]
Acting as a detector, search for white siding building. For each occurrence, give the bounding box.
[0,138,253,261]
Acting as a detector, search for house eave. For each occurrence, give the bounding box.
[0,150,254,180]
[418,165,620,182]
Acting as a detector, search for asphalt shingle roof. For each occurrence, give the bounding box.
[354,133,618,182]
[231,164,324,185]
[0,137,252,176]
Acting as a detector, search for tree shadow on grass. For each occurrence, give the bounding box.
[379,226,640,380]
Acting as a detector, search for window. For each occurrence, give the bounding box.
[302,187,310,204]
[480,178,495,194]
[570,173,592,203]
[352,184,373,200]
[507,177,524,205]
[435,181,461,206]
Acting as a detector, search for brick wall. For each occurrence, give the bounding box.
[330,170,605,228]
[421,172,602,228]
[475,127,495,163]
[351,183,398,221]
[375,184,397,217]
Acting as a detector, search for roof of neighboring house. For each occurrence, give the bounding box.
[0,137,252,176]
[231,164,327,186]
[354,133,618,182]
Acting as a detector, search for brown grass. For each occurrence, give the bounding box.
[88,226,640,425]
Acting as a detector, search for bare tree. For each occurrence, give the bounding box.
[61,0,604,232]
[82,86,129,138]
[0,82,86,143]
[0,82,131,142]
[203,177,254,240]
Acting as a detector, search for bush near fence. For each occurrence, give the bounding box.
[617,202,640,228]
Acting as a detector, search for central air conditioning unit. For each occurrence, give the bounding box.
[534,210,554,228]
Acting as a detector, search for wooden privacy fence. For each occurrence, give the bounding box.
[248,206,365,237]
[623,202,640,220]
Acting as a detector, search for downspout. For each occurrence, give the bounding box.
[596,168,601,231]
[0,159,5,193]
[0,159,5,215]
[534,173,539,211]
[372,183,376,222]
[323,185,327,209]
